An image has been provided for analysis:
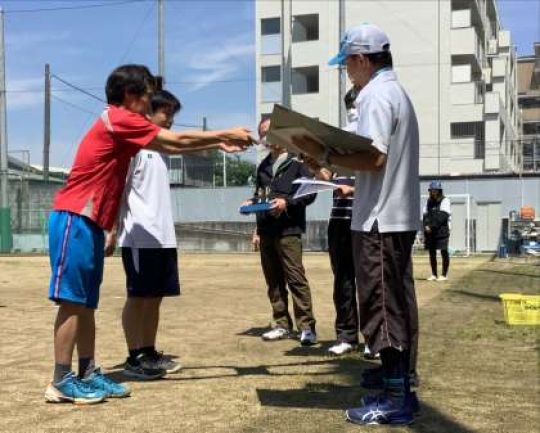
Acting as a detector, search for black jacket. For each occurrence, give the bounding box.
[253,153,316,237]
[423,198,450,240]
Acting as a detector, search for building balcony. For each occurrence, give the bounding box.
[451,27,483,70]
[521,107,540,122]
[451,81,485,106]
[485,91,501,114]
[498,30,511,50]
[261,34,281,56]
[261,82,282,103]
[491,57,506,78]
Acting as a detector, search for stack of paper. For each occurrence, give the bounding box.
[292,178,339,199]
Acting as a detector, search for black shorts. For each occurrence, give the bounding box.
[352,223,418,355]
[121,247,181,298]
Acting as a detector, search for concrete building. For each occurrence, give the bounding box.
[256,0,521,175]
[517,42,540,172]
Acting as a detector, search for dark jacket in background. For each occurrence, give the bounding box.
[423,197,450,249]
[253,153,316,237]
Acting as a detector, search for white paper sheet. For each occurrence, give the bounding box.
[292,178,339,199]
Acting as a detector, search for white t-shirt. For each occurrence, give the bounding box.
[351,69,421,233]
[117,149,177,248]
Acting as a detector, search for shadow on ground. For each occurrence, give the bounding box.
[257,387,475,433]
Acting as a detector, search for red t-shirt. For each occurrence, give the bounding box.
[53,105,161,230]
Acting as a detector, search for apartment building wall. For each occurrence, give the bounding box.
[256,0,520,176]
[517,42,540,172]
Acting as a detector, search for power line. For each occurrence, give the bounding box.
[51,95,100,117]
[4,0,147,14]
[118,2,155,63]
[4,77,254,94]
[51,74,105,103]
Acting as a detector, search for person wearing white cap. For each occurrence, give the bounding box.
[292,23,420,426]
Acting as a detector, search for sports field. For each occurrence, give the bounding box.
[0,254,538,433]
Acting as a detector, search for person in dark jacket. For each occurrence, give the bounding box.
[423,181,451,281]
[244,118,317,346]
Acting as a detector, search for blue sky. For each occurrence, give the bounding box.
[3,0,539,168]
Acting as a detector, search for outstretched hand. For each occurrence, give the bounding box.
[219,142,249,153]
[223,127,256,151]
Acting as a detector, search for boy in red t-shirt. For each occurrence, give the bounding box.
[44,64,252,405]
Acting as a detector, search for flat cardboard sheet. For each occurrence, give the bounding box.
[267,104,373,156]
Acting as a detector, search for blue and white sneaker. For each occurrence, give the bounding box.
[361,391,421,415]
[345,396,414,426]
[45,372,106,405]
[82,367,131,398]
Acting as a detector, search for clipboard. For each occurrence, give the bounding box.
[239,202,273,215]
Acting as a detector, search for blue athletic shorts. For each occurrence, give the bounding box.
[48,210,105,309]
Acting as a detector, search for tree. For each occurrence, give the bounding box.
[211,151,256,187]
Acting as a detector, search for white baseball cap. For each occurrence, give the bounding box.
[328,23,391,66]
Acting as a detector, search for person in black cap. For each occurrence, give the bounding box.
[423,181,451,281]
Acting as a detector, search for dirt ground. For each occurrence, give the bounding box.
[0,253,538,433]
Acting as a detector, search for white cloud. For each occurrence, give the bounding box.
[173,34,254,92]
[205,111,256,131]
[6,31,72,51]
[6,77,43,110]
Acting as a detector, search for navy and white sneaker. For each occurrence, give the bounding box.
[299,329,317,346]
[361,391,421,415]
[345,396,414,426]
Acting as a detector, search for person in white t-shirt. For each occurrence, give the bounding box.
[115,90,183,379]
[292,24,420,426]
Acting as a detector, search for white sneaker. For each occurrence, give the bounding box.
[262,327,290,341]
[300,329,317,346]
[437,275,448,281]
[427,275,438,281]
[328,341,356,355]
[363,344,380,360]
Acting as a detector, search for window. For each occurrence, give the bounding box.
[292,14,319,42]
[450,121,485,159]
[524,122,540,135]
[261,66,282,102]
[451,122,483,138]
[292,66,319,94]
[520,97,540,109]
[262,66,281,83]
[261,18,280,36]
[261,18,281,55]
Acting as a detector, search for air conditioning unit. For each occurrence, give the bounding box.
[488,38,498,55]
[499,30,510,48]
[483,68,492,84]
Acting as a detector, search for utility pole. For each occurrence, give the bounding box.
[43,64,51,182]
[338,0,346,127]
[158,0,165,81]
[280,0,292,108]
[0,7,11,252]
